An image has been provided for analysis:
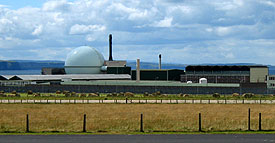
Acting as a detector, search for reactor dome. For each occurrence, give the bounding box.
[65,46,105,74]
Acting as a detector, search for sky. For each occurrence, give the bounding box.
[0,0,274,65]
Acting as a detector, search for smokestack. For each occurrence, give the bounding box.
[159,54,161,69]
[136,59,140,82]
[109,34,113,61]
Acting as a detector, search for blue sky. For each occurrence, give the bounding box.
[0,0,275,65]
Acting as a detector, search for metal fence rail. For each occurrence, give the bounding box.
[1,99,275,104]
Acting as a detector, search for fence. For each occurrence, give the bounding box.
[1,99,275,104]
[0,108,274,133]
[0,84,270,94]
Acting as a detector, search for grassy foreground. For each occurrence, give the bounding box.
[0,104,275,134]
[1,104,275,133]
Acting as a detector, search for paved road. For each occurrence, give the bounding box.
[1,134,275,143]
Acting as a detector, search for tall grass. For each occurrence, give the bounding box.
[0,104,275,133]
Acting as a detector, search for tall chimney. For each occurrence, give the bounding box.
[159,54,161,69]
[109,34,113,61]
[136,59,140,82]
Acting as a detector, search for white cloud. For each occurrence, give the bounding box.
[32,25,43,36]
[0,0,274,64]
[215,26,232,36]
[85,34,95,42]
[42,0,71,12]
[259,0,275,8]
[69,24,106,35]
[0,5,8,8]
[153,17,173,27]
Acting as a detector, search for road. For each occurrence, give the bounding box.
[0,134,275,143]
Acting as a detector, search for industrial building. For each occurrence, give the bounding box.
[0,34,274,94]
[267,75,275,89]
[131,69,184,81]
[181,65,268,83]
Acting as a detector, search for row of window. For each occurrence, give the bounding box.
[270,83,275,87]
[269,77,275,80]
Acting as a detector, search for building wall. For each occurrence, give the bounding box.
[0,83,269,94]
[267,75,275,89]
[105,61,126,67]
[131,70,184,81]
[181,75,250,83]
[107,67,131,74]
[250,67,268,83]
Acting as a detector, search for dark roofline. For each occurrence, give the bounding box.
[185,65,268,72]
[0,75,8,80]
[186,65,268,68]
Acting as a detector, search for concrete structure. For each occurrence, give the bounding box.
[42,68,65,75]
[159,54,161,69]
[250,67,269,83]
[109,34,113,61]
[136,59,140,82]
[267,75,275,89]
[0,74,131,85]
[64,46,105,74]
[131,69,185,81]
[199,78,207,84]
[104,61,126,67]
[182,65,268,84]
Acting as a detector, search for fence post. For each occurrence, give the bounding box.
[248,108,251,131]
[26,114,29,133]
[140,113,144,132]
[260,99,261,104]
[259,113,261,131]
[199,113,202,132]
[83,114,86,132]
[126,98,128,104]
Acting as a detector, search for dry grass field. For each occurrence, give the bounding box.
[1,104,275,133]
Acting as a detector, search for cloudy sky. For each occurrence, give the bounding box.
[0,0,274,65]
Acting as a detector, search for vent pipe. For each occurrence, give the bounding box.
[159,54,161,69]
[136,59,140,82]
[109,34,113,61]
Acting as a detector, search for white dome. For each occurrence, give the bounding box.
[65,46,105,74]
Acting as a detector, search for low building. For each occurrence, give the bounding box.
[267,75,275,89]
[181,65,268,83]
[131,69,185,81]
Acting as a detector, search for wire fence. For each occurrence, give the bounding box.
[1,99,275,104]
[1,108,275,133]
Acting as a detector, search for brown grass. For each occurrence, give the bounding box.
[0,104,275,133]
